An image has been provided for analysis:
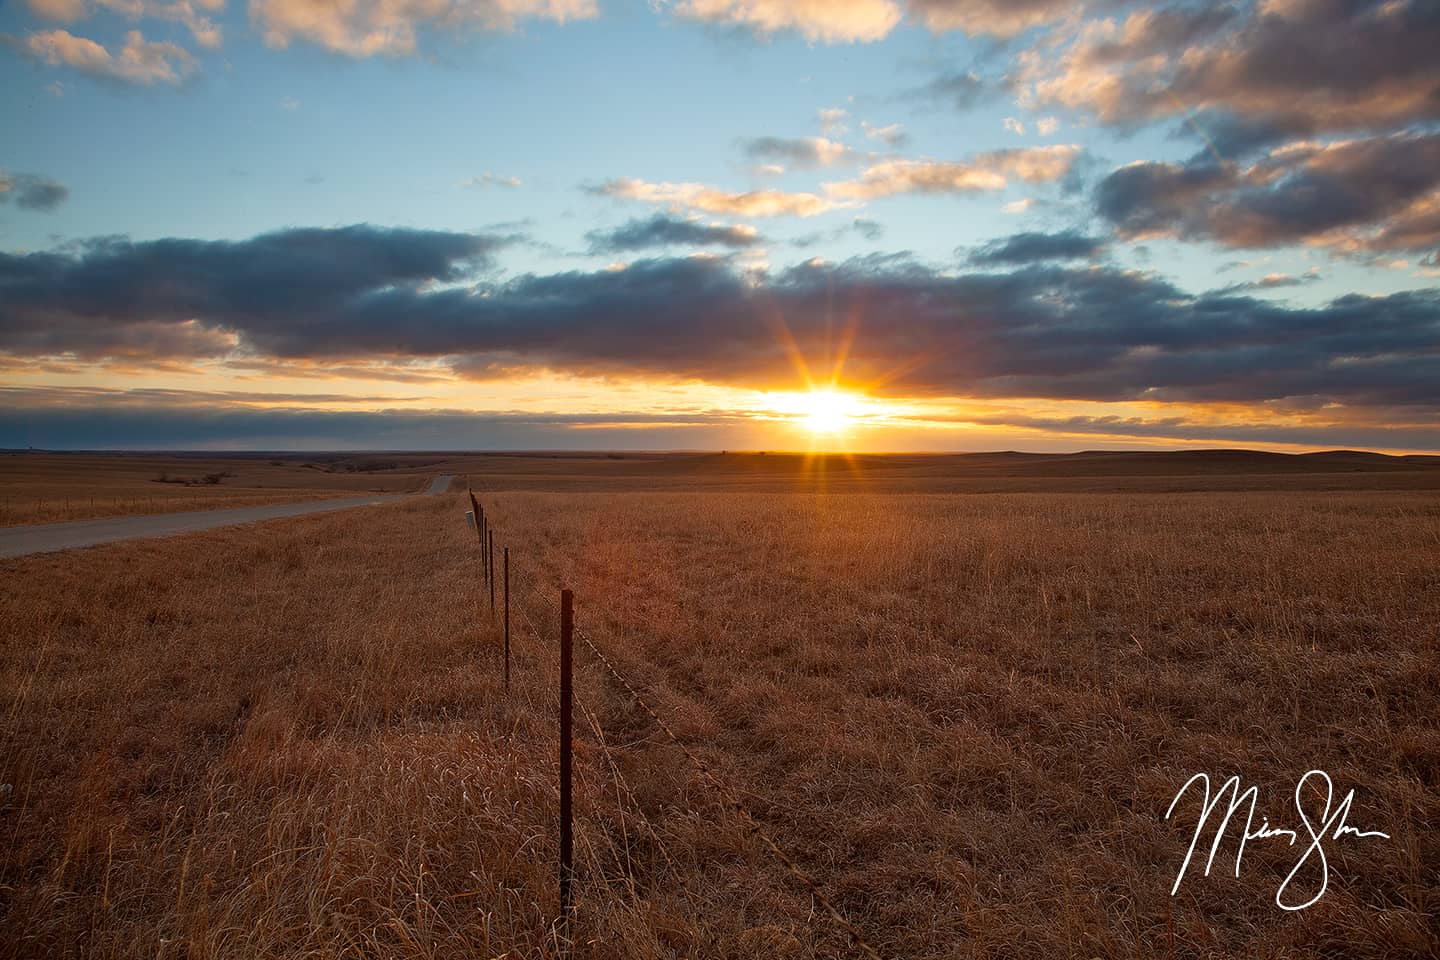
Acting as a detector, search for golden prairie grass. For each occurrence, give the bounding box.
[1,478,1437,958]
[0,454,432,526]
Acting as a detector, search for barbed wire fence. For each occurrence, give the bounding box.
[463,482,886,959]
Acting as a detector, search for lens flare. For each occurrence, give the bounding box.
[791,389,862,434]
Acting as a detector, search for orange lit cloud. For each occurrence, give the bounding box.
[826,145,1080,199]
[20,28,197,84]
[249,0,598,57]
[674,0,901,44]
[595,177,843,218]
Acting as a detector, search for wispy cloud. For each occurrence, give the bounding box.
[586,214,760,252]
[15,28,197,85]
[250,0,598,57]
[462,173,523,189]
[860,121,908,148]
[740,136,856,169]
[0,170,69,212]
[672,0,901,44]
[592,177,842,218]
[826,145,1080,199]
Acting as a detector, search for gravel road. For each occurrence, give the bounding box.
[0,475,453,560]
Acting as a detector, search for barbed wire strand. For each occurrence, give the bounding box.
[478,504,884,959]
[569,619,884,960]
[513,585,713,937]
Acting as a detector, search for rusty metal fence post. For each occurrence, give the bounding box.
[504,547,511,691]
[559,589,574,934]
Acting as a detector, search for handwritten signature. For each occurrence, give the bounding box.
[1165,770,1390,910]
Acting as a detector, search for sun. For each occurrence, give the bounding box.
[794,389,861,434]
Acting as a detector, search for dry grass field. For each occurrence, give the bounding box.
[1,453,1437,959]
[0,453,439,526]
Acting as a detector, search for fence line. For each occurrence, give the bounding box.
[467,487,885,959]
[570,619,884,960]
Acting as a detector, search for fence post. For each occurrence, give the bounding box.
[481,513,488,577]
[559,588,574,935]
[503,547,511,691]
[488,529,496,614]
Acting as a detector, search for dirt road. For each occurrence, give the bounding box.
[0,475,453,560]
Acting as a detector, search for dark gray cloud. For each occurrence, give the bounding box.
[739,136,854,169]
[1027,0,1440,148]
[908,70,992,111]
[0,386,431,407]
[1096,131,1440,252]
[1212,269,1322,294]
[585,215,759,253]
[791,217,885,249]
[0,392,767,451]
[852,218,884,242]
[968,230,1107,265]
[3,227,1438,413]
[0,171,69,212]
[0,224,515,359]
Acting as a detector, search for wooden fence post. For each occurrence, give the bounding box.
[503,547,511,691]
[559,588,574,934]
[488,529,496,613]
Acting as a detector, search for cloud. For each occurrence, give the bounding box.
[906,0,1073,36]
[0,392,772,450]
[249,0,598,57]
[828,160,1003,198]
[592,177,841,217]
[4,228,1438,420]
[101,0,225,47]
[15,27,197,85]
[1036,116,1059,136]
[3,386,433,407]
[967,230,1106,265]
[851,217,883,241]
[25,0,88,21]
[907,69,989,111]
[1003,117,1025,136]
[0,171,70,212]
[1213,268,1323,294]
[950,410,1440,452]
[789,216,885,248]
[672,0,902,44]
[586,214,760,252]
[0,225,515,360]
[818,107,848,134]
[24,0,224,47]
[462,172,523,189]
[861,121,908,148]
[669,0,1076,43]
[1095,131,1440,253]
[1019,0,1440,149]
[826,145,1080,200]
[740,136,855,169]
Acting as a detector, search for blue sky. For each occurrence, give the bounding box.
[2,1,1438,451]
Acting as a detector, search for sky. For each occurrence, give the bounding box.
[1,0,1438,452]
